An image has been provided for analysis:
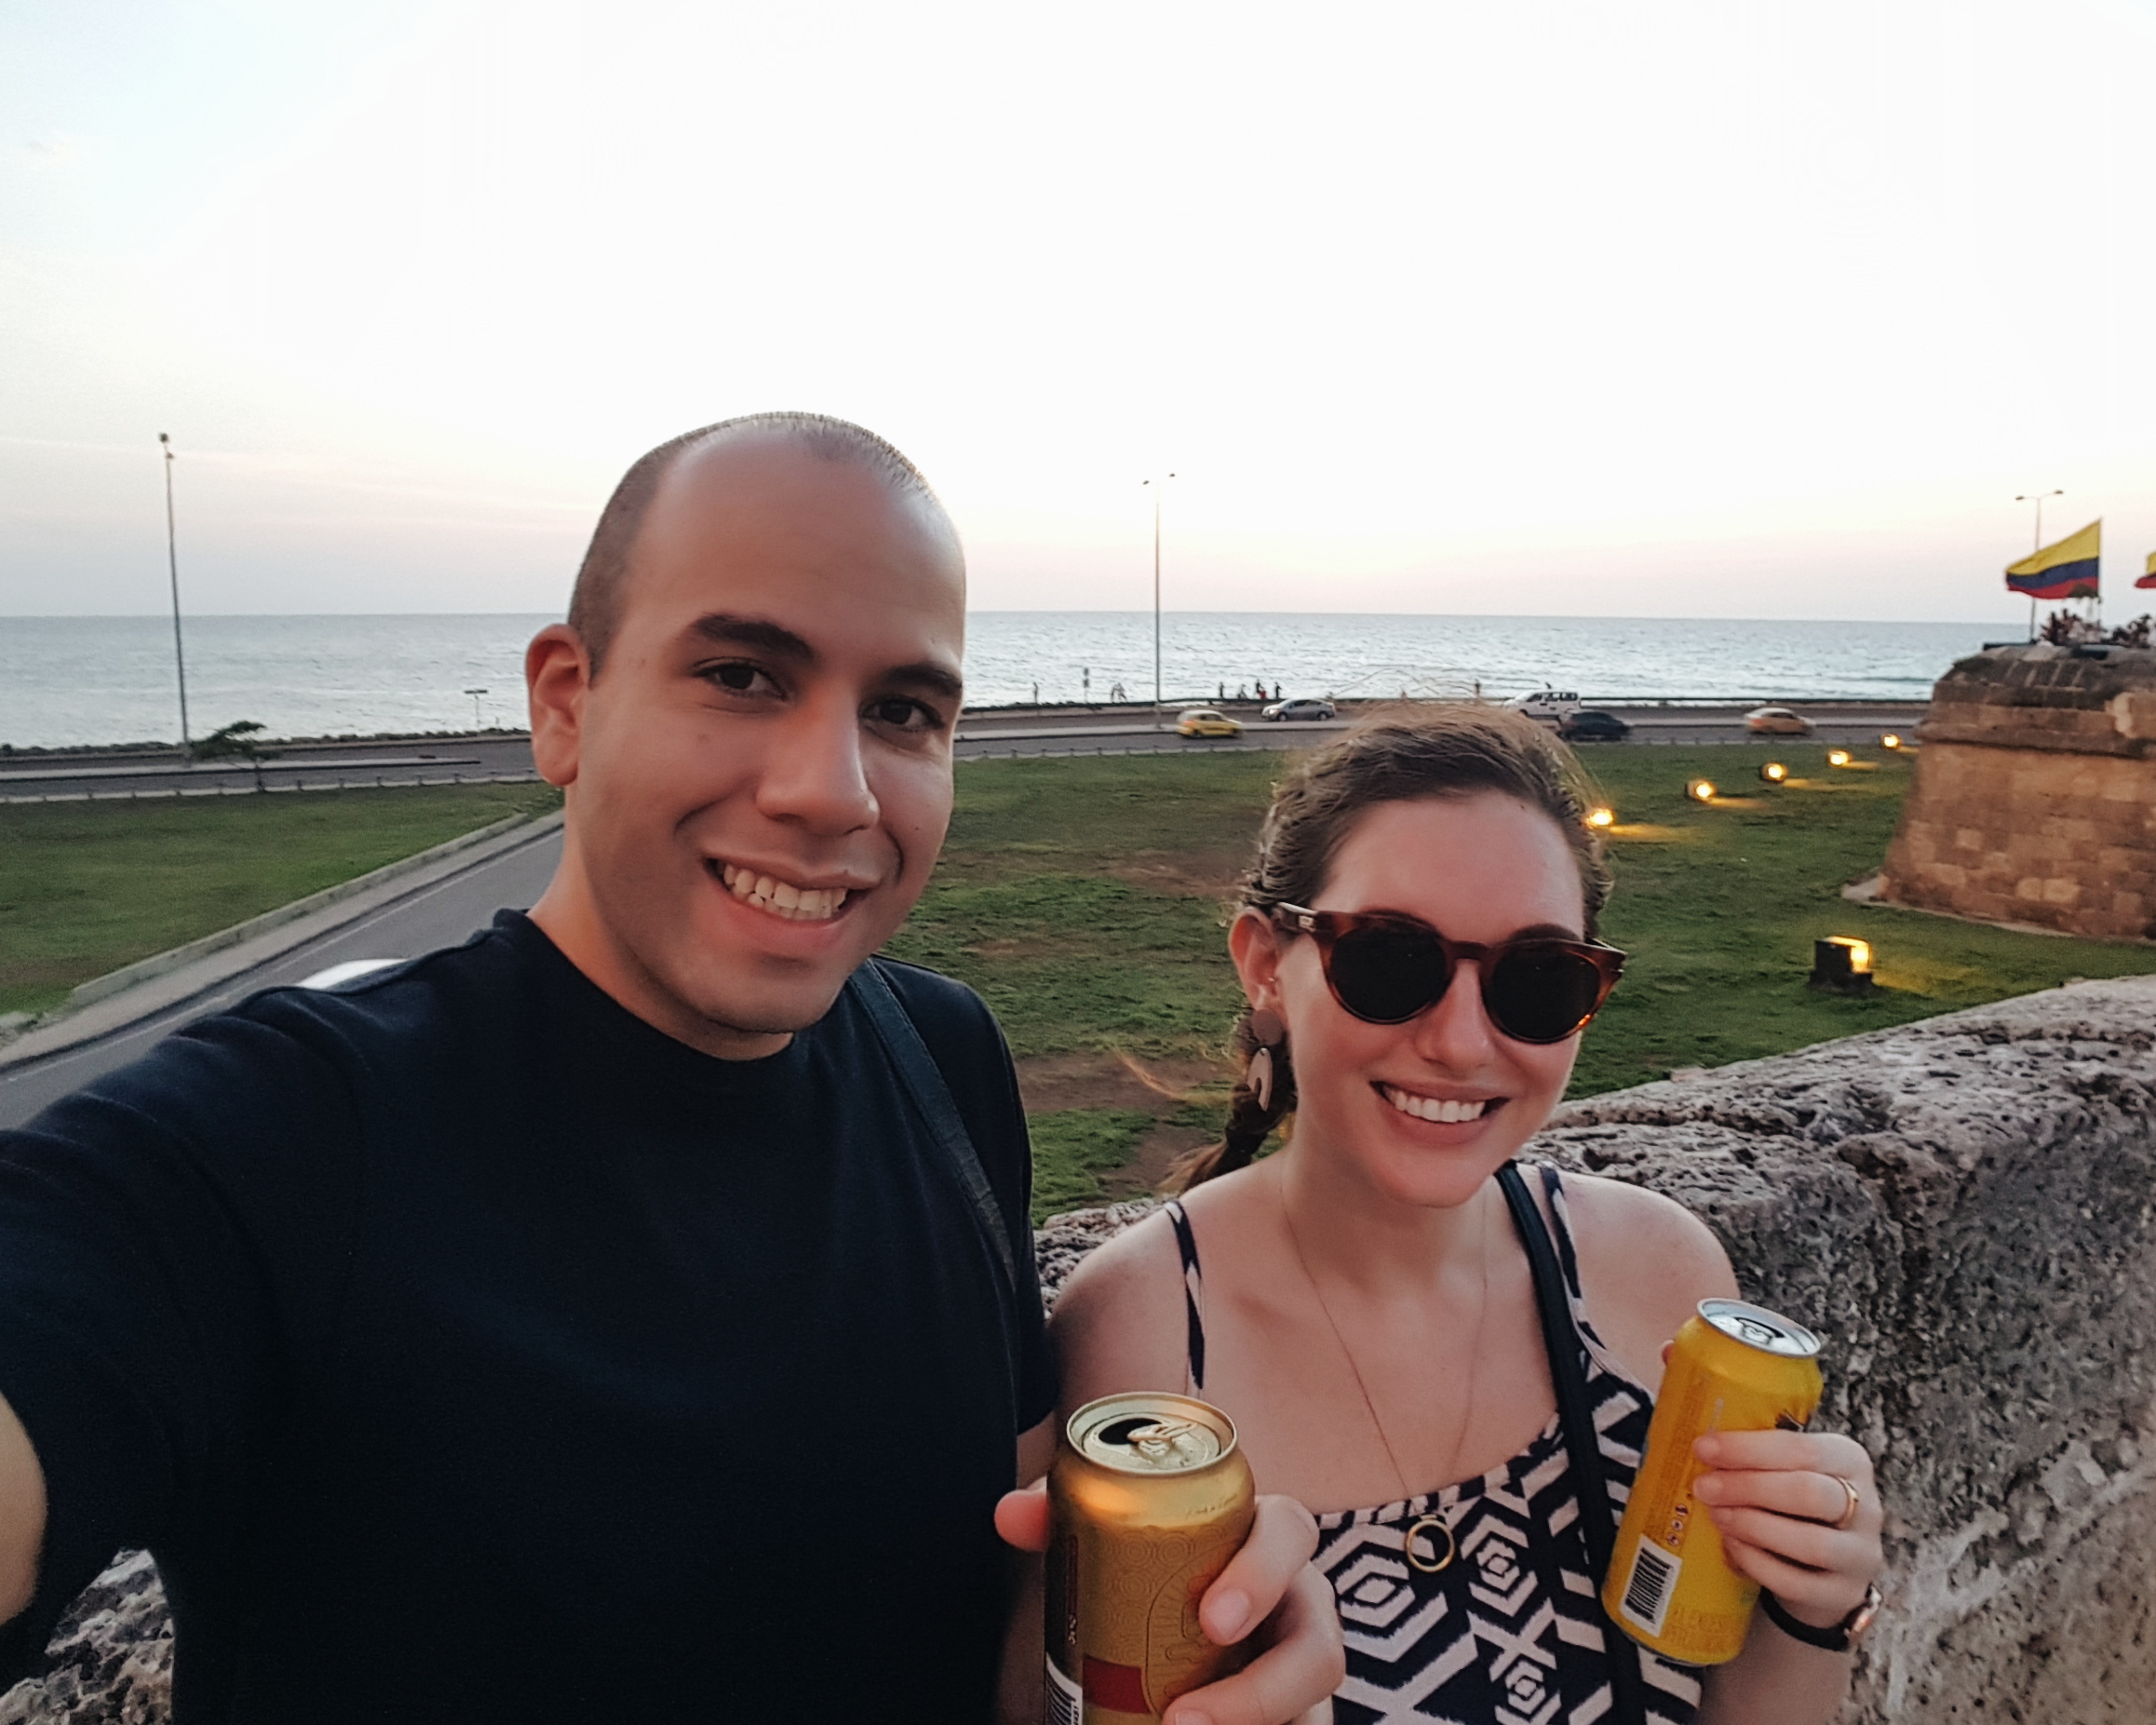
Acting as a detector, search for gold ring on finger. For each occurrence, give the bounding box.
[1830,1475,1862,1530]
[1403,1513,1455,1574]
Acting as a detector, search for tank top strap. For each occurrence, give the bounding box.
[1533,1162,1634,1383]
[1163,1199,1206,1392]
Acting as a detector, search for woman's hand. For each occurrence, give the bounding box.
[1691,1428,1883,1636]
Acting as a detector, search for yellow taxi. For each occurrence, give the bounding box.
[1176,707,1243,738]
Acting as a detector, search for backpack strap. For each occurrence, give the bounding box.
[852,960,1019,1300]
[1496,1161,1649,1725]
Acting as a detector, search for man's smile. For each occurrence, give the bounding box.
[714,859,864,923]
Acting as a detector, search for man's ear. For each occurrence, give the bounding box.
[526,624,592,788]
[1227,907,1286,1014]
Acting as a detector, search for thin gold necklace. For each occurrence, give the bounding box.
[1279,1173,1492,1570]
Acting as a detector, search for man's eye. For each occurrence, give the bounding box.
[869,696,938,732]
[704,662,775,695]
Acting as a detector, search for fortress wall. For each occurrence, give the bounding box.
[1879,644,2156,942]
[1039,975,2156,1722]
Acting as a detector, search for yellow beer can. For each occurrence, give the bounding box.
[1602,1299,1825,1665]
[1045,1393,1257,1724]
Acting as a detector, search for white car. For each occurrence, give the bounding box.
[1503,688,1582,722]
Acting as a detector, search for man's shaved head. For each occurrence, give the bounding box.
[567,412,956,673]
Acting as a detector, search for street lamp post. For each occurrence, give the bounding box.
[1142,473,1175,720]
[2015,489,2064,640]
[465,687,489,731]
[160,434,193,754]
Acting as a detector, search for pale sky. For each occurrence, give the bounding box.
[3,0,2153,623]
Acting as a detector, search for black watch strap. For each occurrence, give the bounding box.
[1759,1583,1880,1651]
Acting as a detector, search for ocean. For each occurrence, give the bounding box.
[0,613,2006,750]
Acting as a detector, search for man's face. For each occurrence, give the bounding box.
[528,435,965,1058]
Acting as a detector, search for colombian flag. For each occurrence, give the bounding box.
[2139,549,2156,591]
[2006,519,2101,600]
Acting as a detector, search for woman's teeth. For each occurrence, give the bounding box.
[720,863,847,922]
[1381,1085,1492,1125]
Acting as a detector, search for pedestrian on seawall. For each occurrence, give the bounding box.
[0,413,1341,1725]
[1051,706,1886,1724]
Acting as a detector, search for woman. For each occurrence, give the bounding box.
[1053,709,1885,1724]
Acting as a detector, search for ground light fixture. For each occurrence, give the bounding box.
[1686,778,1717,803]
[1826,748,1853,767]
[1880,734,1903,749]
[1809,936,1877,995]
[1585,805,1615,829]
[1758,761,1788,785]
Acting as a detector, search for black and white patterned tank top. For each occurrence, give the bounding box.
[1164,1166,1703,1725]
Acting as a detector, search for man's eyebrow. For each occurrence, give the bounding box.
[886,661,965,703]
[686,614,817,662]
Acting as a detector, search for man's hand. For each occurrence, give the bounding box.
[996,1484,1342,1725]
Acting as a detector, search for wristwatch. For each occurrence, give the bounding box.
[1759,1583,1883,1652]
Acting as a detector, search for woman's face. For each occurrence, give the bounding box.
[1236,791,1592,1210]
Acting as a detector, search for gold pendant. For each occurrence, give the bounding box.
[1403,1512,1456,1574]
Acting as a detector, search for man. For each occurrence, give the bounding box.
[0,414,1340,1721]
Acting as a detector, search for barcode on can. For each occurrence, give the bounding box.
[1044,1656,1084,1725]
[1619,1541,1681,1636]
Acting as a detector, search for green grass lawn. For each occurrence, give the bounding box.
[885,745,2156,1216]
[0,785,562,1016]
[8,748,2152,1220]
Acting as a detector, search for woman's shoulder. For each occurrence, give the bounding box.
[1048,1205,1191,1408]
[1049,1169,1271,1409]
[1552,1168,1739,1390]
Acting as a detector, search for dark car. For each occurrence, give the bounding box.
[1557,709,1631,742]
[1260,697,1339,722]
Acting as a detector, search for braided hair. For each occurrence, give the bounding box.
[1170,704,1612,1192]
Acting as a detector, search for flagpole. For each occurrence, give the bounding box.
[2015,489,2062,640]
[161,433,194,753]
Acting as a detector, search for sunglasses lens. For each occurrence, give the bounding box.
[1327,922,1449,1023]
[1486,946,1607,1043]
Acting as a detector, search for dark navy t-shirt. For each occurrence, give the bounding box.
[0,912,1053,1721]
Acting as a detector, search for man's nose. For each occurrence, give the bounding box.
[754,694,879,836]
[1411,958,1501,1070]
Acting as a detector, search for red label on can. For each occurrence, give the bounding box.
[1084,1655,1152,1713]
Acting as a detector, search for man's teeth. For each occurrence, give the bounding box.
[1382,1085,1492,1125]
[720,863,846,922]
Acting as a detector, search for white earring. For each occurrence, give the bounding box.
[1246,1007,1285,1112]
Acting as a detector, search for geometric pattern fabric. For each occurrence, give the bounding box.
[1310,1177,1705,1724]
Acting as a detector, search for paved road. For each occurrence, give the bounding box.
[0,824,564,1129]
[0,736,541,802]
[6,706,1928,796]
[953,706,1927,760]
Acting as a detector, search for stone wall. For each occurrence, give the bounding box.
[1879,643,2156,941]
[9,977,2156,1721]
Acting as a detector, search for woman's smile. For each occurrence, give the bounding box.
[1377,1083,1504,1125]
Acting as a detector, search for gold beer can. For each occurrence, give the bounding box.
[1044,1393,1257,1724]
[1602,1298,1825,1665]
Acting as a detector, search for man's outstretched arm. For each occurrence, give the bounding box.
[0,1390,47,1623]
